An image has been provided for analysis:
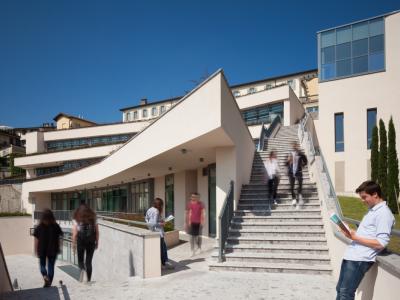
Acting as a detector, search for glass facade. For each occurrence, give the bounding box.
[367,108,377,149]
[165,174,174,217]
[36,158,101,177]
[241,102,284,126]
[335,113,344,152]
[319,17,384,81]
[46,134,133,152]
[130,180,154,213]
[51,179,154,214]
[306,106,319,113]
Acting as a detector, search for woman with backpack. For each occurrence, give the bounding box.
[33,209,63,287]
[72,204,99,283]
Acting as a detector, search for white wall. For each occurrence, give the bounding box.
[318,13,400,193]
[236,85,289,110]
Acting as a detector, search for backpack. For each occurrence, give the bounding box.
[78,223,96,243]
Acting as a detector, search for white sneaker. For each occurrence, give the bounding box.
[299,195,304,206]
[292,199,297,206]
[273,199,278,205]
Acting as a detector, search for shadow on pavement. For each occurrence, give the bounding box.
[0,285,71,300]
[161,257,205,276]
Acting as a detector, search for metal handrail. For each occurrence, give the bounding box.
[257,122,266,152]
[218,180,234,262]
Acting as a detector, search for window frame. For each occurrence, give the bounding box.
[367,108,377,149]
[334,112,345,152]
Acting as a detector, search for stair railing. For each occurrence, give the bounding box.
[258,115,282,152]
[218,180,234,262]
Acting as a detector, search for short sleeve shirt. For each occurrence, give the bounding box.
[187,201,204,224]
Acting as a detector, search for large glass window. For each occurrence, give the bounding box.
[335,113,344,152]
[319,17,385,81]
[151,107,157,116]
[46,134,133,152]
[130,180,154,213]
[241,102,284,126]
[142,109,148,118]
[367,108,377,149]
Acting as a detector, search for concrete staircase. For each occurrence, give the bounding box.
[209,125,332,274]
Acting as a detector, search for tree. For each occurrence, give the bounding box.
[387,116,399,214]
[378,119,388,199]
[370,125,379,182]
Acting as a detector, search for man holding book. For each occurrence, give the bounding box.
[336,181,395,300]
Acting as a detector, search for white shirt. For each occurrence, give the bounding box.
[145,207,164,238]
[291,151,299,174]
[264,158,280,179]
[344,201,395,262]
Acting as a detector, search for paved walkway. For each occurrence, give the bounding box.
[3,236,336,300]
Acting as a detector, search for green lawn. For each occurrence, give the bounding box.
[338,196,400,254]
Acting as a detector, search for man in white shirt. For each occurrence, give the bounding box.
[286,142,307,209]
[336,180,395,300]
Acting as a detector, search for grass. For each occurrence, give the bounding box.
[0,212,31,217]
[338,196,400,254]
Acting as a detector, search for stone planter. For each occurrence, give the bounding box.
[164,230,180,248]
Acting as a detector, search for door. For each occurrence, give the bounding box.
[208,164,216,237]
[165,174,174,217]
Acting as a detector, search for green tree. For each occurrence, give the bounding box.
[8,153,24,177]
[387,117,399,214]
[370,125,379,182]
[378,119,388,199]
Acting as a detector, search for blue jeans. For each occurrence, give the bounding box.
[160,237,168,265]
[336,259,374,300]
[39,256,57,283]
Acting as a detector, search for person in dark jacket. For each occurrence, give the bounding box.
[72,204,99,283]
[33,209,63,287]
[286,142,308,209]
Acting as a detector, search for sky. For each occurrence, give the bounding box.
[0,0,399,127]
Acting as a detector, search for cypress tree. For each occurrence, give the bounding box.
[378,119,388,199]
[370,125,379,181]
[387,117,399,214]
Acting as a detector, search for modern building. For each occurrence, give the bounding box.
[316,10,400,194]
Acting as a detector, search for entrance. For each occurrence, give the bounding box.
[208,164,216,237]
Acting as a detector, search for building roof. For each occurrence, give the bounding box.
[317,10,400,34]
[53,113,97,125]
[230,68,318,89]
[119,96,182,112]
[119,68,318,112]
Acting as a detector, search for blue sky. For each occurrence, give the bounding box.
[0,0,399,127]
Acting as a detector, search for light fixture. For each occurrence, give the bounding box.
[168,167,172,171]
[199,158,204,162]
[180,148,187,154]
[132,177,136,181]
[147,173,151,177]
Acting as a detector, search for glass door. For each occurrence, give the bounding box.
[165,174,174,218]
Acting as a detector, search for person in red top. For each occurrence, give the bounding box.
[186,193,205,256]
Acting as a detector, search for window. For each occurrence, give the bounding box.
[142,109,148,118]
[133,111,138,120]
[151,107,157,116]
[241,103,284,126]
[248,87,256,94]
[126,112,131,122]
[266,83,273,90]
[306,106,319,113]
[288,80,296,89]
[233,91,241,97]
[367,108,377,149]
[319,17,385,81]
[335,113,344,152]
[160,106,165,114]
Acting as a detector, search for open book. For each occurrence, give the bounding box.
[330,212,351,236]
[164,215,175,223]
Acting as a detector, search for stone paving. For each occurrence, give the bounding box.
[3,235,336,300]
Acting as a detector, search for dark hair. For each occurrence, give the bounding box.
[40,209,56,225]
[152,198,164,213]
[355,180,382,198]
[74,204,96,225]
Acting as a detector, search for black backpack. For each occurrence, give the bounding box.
[78,223,96,243]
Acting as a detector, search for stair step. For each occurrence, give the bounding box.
[224,244,329,254]
[227,236,327,246]
[232,216,323,222]
[234,210,322,217]
[211,252,331,264]
[229,228,326,238]
[231,222,324,230]
[209,262,332,275]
